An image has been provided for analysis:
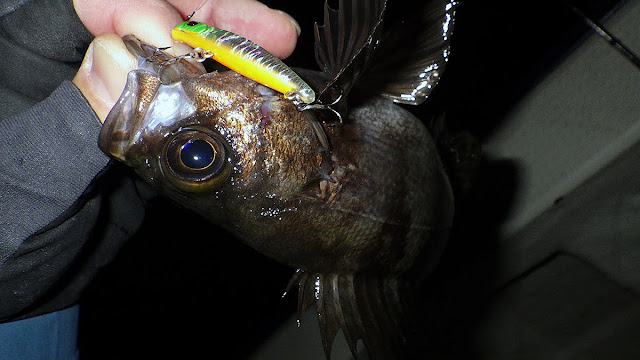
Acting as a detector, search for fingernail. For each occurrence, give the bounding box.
[90,35,136,108]
[276,10,301,36]
[74,34,136,122]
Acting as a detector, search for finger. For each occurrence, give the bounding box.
[72,33,137,122]
[73,0,193,122]
[74,0,190,53]
[167,0,301,59]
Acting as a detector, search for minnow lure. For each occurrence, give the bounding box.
[172,20,316,104]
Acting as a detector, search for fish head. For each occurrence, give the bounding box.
[99,36,341,268]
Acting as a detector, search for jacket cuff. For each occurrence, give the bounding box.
[0,80,110,265]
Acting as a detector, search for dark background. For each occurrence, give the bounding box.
[79,0,627,358]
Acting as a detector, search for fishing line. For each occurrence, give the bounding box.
[186,0,210,20]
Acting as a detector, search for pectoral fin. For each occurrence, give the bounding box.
[286,270,415,359]
[366,0,458,105]
[314,0,387,104]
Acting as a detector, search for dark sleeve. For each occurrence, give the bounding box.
[0,0,150,321]
[0,0,107,263]
[0,81,151,321]
[0,81,109,265]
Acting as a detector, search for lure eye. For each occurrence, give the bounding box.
[162,128,231,192]
[187,21,199,27]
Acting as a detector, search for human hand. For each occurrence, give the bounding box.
[72,0,301,122]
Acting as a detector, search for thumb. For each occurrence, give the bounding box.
[72,33,137,123]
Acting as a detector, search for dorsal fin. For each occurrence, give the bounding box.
[365,0,459,105]
[313,0,387,105]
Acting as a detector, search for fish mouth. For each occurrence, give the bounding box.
[98,35,203,162]
[98,69,161,162]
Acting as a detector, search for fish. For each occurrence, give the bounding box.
[98,0,457,358]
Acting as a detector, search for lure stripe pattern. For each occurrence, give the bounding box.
[172,21,316,104]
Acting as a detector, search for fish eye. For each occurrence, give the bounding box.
[161,128,231,192]
[180,139,215,169]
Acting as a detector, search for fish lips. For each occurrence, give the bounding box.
[99,35,203,162]
[99,69,158,162]
[98,70,197,162]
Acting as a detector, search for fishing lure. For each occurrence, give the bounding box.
[172,20,316,105]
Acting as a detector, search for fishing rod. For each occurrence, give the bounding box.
[564,1,640,70]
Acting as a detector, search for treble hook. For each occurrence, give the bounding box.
[297,88,344,124]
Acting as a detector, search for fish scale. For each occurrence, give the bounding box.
[100,0,458,358]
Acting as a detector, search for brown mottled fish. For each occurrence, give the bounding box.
[98,0,457,358]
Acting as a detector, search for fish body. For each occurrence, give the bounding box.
[99,0,457,357]
[100,63,451,273]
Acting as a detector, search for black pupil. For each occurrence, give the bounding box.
[180,139,215,169]
[187,21,199,26]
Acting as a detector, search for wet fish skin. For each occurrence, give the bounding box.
[99,0,457,357]
[101,64,451,276]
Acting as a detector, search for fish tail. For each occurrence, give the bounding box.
[286,270,416,359]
